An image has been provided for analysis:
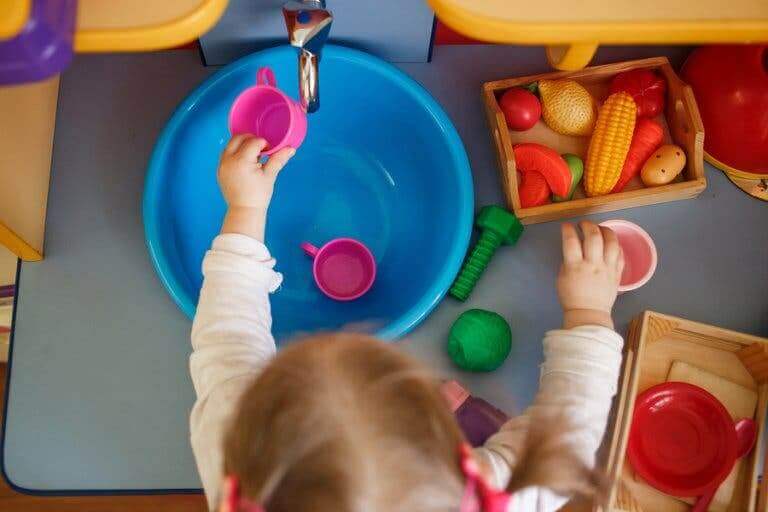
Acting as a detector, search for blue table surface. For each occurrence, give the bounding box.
[3,45,767,493]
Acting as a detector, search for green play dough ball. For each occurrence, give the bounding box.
[447,309,512,372]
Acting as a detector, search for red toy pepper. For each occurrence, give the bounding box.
[609,69,667,118]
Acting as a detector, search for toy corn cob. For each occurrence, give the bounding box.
[584,92,637,196]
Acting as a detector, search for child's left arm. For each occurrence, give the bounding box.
[477,223,625,511]
[189,136,294,507]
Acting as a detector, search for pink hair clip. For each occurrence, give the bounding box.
[459,443,513,512]
[223,475,265,512]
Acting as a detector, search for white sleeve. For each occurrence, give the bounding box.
[476,326,624,512]
[188,233,283,510]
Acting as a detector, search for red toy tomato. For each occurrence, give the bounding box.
[682,45,768,174]
[518,170,551,208]
[609,69,666,118]
[499,88,541,131]
[513,143,572,197]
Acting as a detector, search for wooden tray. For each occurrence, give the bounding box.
[600,311,768,512]
[482,57,706,225]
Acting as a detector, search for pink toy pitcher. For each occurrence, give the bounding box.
[301,238,376,301]
[228,67,307,156]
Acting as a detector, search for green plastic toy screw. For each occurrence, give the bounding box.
[449,205,523,301]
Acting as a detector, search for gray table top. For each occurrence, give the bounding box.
[3,46,766,493]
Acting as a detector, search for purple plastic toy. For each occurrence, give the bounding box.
[0,0,76,85]
[301,238,376,301]
[442,380,509,447]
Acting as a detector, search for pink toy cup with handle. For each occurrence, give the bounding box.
[228,67,307,156]
[301,238,376,301]
[600,220,658,292]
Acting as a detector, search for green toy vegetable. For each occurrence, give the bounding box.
[448,309,512,372]
[553,154,584,202]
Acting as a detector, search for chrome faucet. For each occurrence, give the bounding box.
[283,0,333,113]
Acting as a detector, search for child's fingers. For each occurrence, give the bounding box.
[616,250,626,283]
[237,137,269,163]
[263,147,296,177]
[601,226,620,264]
[561,223,583,264]
[224,134,250,155]
[581,221,604,262]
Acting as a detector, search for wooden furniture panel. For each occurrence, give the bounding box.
[0,76,59,261]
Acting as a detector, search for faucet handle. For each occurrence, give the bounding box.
[283,1,333,55]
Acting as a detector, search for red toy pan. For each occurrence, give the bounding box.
[627,382,738,497]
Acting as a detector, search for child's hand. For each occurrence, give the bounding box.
[218,135,295,241]
[557,222,624,330]
[218,135,295,210]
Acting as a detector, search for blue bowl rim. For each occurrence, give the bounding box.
[143,44,474,340]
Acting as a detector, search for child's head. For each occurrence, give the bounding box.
[224,333,466,511]
[223,333,596,511]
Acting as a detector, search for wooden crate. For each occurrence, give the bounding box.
[600,311,768,512]
[482,58,706,225]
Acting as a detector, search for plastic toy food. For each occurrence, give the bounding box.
[447,309,512,372]
[641,144,686,187]
[449,206,523,301]
[537,79,597,136]
[612,118,664,193]
[553,154,583,202]
[518,170,551,208]
[513,143,572,197]
[584,92,637,197]
[609,69,667,118]
[499,87,541,131]
[681,45,768,175]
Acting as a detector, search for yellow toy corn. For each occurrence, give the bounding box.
[584,92,637,196]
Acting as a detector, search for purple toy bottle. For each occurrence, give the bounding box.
[442,380,509,447]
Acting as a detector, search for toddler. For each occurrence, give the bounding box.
[190,135,625,512]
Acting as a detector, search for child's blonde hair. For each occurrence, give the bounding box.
[224,333,598,511]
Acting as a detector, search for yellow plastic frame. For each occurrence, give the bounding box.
[0,0,31,40]
[75,0,229,52]
[428,0,768,69]
[0,222,42,262]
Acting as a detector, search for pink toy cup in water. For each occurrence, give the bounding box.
[301,238,376,301]
[228,67,307,156]
[600,220,658,292]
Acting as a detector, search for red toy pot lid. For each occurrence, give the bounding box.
[627,382,738,497]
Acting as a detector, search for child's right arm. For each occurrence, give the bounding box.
[189,136,294,508]
[477,222,626,511]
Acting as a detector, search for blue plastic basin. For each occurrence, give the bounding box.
[144,45,473,341]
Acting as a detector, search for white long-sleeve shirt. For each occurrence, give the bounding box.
[190,234,624,511]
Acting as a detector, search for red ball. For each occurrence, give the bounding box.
[499,88,541,131]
